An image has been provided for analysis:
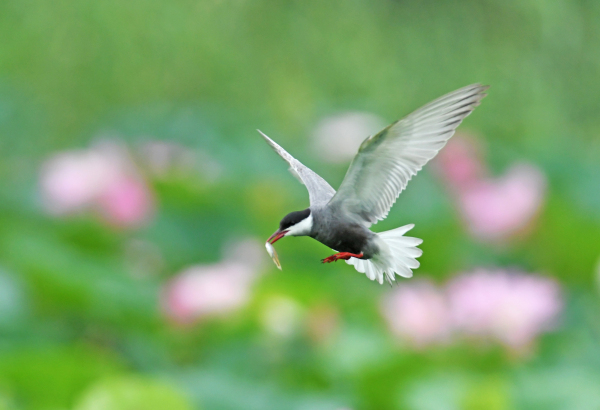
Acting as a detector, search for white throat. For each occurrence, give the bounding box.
[286,213,313,236]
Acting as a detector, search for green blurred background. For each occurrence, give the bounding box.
[1,0,600,409]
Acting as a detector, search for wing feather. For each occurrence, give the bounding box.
[258,130,336,208]
[327,84,488,226]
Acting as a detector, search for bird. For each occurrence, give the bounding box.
[262,84,488,284]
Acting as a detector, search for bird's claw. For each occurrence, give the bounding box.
[321,255,339,263]
[322,252,364,264]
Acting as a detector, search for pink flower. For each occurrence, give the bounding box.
[458,164,546,241]
[435,134,486,188]
[40,150,121,214]
[97,177,154,227]
[162,238,264,324]
[447,269,562,349]
[162,262,255,324]
[40,141,155,228]
[434,135,547,241]
[311,112,387,164]
[381,280,451,348]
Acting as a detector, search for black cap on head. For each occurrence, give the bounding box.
[279,208,311,231]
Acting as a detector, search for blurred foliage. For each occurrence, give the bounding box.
[0,0,600,409]
[74,376,192,410]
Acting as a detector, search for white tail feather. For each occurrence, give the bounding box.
[346,224,423,284]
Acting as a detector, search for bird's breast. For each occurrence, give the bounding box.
[312,219,373,257]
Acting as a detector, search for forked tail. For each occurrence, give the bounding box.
[346,224,423,284]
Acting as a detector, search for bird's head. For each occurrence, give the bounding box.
[267,208,312,244]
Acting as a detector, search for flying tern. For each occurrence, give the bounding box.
[262,84,488,284]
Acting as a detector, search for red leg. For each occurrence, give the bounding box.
[322,252,364,263]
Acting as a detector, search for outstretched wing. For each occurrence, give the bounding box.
[258,130,336,208]
[327,84,488,226]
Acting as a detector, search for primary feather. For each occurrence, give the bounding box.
[258,130,336,208]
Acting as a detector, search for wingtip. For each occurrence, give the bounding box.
[463,83,490,96]
[469,84,489,104]
[256,129,273,143]
[469,83,490,89]
[476,84,490,97]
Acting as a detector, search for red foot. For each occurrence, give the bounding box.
[321,252,364,263]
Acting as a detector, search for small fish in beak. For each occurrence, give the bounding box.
[265,241,281,270]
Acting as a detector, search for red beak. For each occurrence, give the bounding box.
[267,229,287,244]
